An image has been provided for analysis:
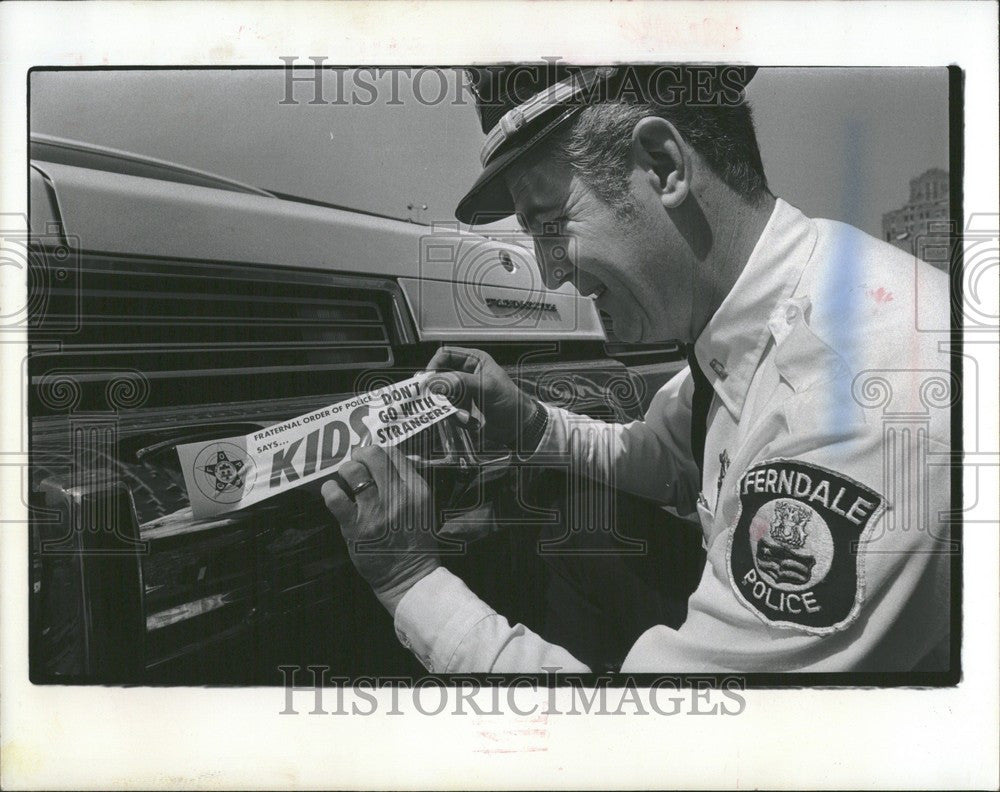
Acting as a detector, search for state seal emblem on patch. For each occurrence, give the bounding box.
[727,459,884,634]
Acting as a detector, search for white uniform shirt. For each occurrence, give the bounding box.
[394,199,952,673]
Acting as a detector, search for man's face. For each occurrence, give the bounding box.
[505,155,692,343]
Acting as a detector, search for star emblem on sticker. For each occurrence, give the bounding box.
[200,450,247,493]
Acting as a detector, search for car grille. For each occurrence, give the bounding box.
[29,252,400,412]
[28,252,420,682]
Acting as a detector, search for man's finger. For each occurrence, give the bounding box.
[338,457,380,507]
[425,346,476,372]
[352,445,401,490]
[383,444,423,484]
[425,346,483,374]
[381,445,432,530]
[322,478,357,527]
[420,370,477,409]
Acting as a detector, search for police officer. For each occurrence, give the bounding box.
[323,65,952,672]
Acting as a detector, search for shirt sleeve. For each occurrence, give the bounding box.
[621,388,953,673]
[530,368,700,514]
[389,370,699,674]
[393,567,591,673]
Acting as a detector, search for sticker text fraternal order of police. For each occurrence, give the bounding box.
[176,375,457,518]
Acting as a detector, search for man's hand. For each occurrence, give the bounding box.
[322,445,440,617]
[423,346,542,448]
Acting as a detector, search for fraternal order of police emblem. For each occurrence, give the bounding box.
[727,459,884,634]
[192,442,256,504]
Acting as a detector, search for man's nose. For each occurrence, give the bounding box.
[532,235,573,291]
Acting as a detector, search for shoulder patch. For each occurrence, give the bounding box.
[726,459,884,635]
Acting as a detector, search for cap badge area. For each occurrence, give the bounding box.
[727,459,884,635]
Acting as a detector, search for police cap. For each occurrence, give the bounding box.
[455,63,757,225]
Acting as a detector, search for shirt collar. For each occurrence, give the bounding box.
[692,198,818,422]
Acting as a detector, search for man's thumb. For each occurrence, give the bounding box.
[421,370,478,409]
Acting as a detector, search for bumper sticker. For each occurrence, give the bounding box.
[177,374,456,519]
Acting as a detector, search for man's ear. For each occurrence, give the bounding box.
[630,116,690,210]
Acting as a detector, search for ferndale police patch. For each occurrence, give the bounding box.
[727,459,884,634]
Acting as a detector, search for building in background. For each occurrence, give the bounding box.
[882,168,950,257]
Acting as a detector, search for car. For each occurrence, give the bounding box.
[27,133,700,683]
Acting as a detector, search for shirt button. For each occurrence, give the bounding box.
[785,305,799,322]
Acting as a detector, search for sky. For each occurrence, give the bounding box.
[29,67,950,238]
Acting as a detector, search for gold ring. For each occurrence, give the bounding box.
[349,478,376,496]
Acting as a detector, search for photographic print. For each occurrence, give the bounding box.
[25,63,959,685]
[2,2,997,790]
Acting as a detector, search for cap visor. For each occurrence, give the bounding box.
[455,106,581,225]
